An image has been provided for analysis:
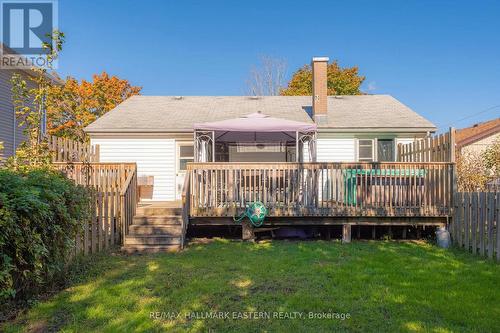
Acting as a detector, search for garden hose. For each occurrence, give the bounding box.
[233,202,267,227]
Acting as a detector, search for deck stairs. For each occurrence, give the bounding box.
[122,201,186,253]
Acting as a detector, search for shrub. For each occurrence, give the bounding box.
[456,138,500,192]
[0,167,91,307]
[483,137,500,177]
[456,150,489,192]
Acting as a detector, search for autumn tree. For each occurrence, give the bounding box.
[47,72,141,141]
[280,60,365,96]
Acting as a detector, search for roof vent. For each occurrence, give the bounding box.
[173,96,183,100]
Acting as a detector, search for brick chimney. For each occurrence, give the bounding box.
[312,57,329,120]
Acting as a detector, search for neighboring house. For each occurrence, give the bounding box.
[85,57,436,201]
[0,43,56,160]
[0,44,28,159]
[456,118,500,192]
[456,118,500,154]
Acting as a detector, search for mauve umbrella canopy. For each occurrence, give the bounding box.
[193,112,317,133]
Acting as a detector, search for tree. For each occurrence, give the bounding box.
[8,30,64,169]
[46,72,141,141]
[246,55,287,96]
[280,60,365,96]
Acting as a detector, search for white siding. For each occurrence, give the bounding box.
[0,70,31,160]
[91,138,175,201]
[317,139,355,162]
[461,132,500,155]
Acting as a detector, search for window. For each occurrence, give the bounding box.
[377,139,394,162]
[178,144,194,171]
[358,139,374,161]
[236,143,285,153]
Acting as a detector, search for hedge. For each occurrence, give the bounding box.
[0,167,91,306]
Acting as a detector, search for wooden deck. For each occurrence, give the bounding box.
[187,162,454,219]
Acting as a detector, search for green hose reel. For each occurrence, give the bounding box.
[233,201,267,227]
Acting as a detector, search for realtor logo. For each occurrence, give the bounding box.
[0,0,58,69]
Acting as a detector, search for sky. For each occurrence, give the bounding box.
[57,0,500,132]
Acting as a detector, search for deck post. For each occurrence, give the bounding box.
[342,224,352,243]
[242,220,255,241]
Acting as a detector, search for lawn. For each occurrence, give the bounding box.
[3,240,499,333]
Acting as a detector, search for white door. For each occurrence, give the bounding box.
[176,142,194,200]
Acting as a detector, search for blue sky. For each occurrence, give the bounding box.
[57,0,500,132]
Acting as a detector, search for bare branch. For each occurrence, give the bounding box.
[246,55,287,96]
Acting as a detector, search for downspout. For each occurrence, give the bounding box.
[12,104,16,157]
[295,131,299,162]
[40,94,47,139]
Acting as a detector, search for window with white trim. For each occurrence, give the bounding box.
[358,139,374,161]
[178,144,194,171]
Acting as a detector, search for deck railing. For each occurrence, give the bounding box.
[181,170,191,249]
[187,162,454,218]
[53,162,138,253]
[120,168,138,241]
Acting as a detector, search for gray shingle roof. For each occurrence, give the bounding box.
[84,95,436,133]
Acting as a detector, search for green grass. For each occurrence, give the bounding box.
[3,240,499,332]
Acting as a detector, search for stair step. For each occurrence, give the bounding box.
[124,235,181,246]
[133,215,182,225]
[122,244,181,253]
[129,224,182,236]
[136,207,182,216]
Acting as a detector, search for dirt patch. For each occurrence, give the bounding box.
[250,284,295,295]
[26,319,49,333]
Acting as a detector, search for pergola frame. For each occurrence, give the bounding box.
[194,130,215,163]
[194,129,316,162]
[296,130,317,162]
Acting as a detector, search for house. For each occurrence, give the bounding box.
[85,57,436,202]
[456,118,500,154]
[82,57,453,250]
[0,43,56,161]
[0,44,30,160]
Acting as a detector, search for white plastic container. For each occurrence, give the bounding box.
[436,227,451,248]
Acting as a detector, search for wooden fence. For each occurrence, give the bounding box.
[397,128,456,162]
[54,162,138,255]
[187,162,454,218]
[452,192,499,261]
[48,135,99,162]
